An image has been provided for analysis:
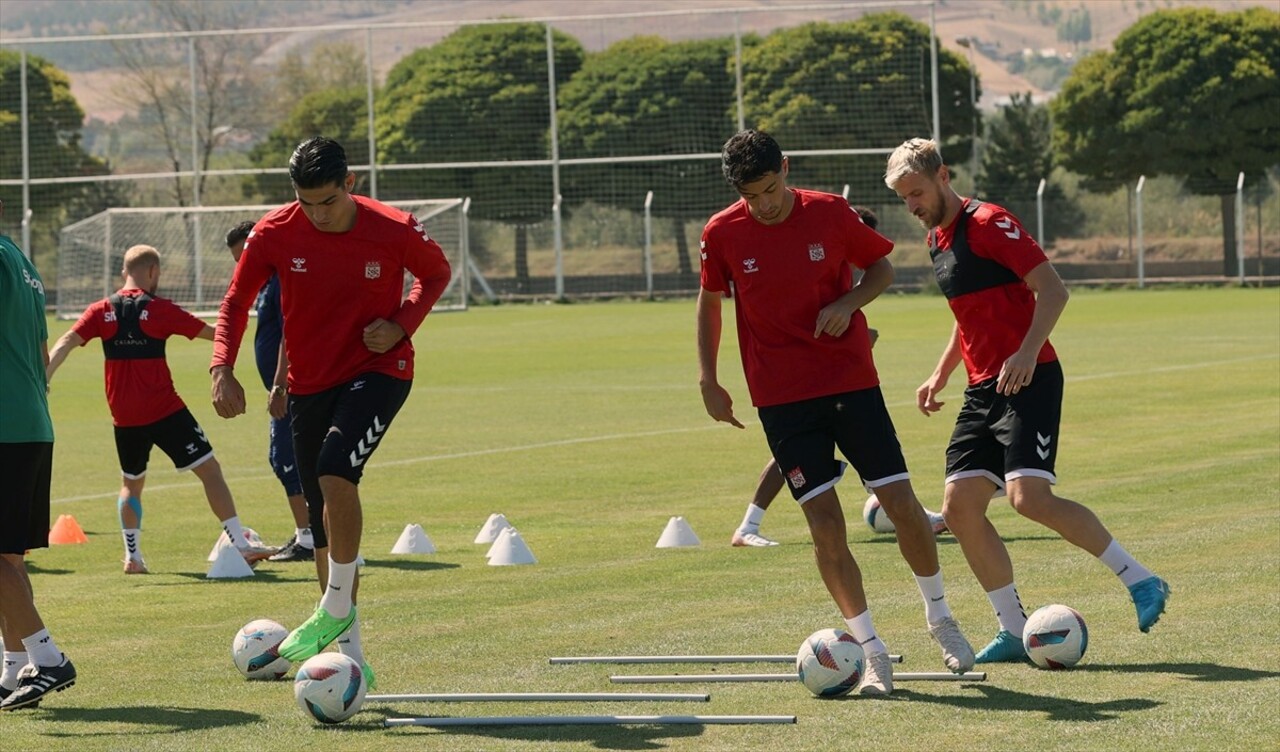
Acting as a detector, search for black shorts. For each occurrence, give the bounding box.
[945,360,1064,489]
[113,407,215,478]
[757,387,910,504]
[1,442,53,554]
[289,372,412,549]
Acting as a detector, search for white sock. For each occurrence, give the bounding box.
[222,516,248,548]
[21,629,62,668]
[737,504,766,535]
[319,556,357,619]
[844,611,888,656]
[987,583,1028,636]
[336,615,364,664]
[915,570,954,623]
[122,528,142,561]
[1098,539,1154,587]
[296,527,314,548]
[1,651,29,690]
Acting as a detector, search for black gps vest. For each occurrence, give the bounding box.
[101,292,166,360]
[929,200,1021,299]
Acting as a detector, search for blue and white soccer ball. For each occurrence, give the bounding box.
[1023,604,1089,670]
[863,494,896,533]
[231,618,290,680]
[796,628,865,697]
[294,652,367,724]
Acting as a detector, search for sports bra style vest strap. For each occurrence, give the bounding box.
[102,292,166,360]
[929,200,1021,299]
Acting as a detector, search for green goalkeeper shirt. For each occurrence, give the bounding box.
[0,233,54,443]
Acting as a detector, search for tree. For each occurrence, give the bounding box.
[0,50,117,279]
[377,22,585,293]
[978,92,1082,245]
[1052,7,1280,274]
[557,35,740,280]
[1057,7,1092,49]
[247,86,369,203]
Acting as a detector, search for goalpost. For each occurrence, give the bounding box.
[55,198,470,319]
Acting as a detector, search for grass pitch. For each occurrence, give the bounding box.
[8,287,1279,751]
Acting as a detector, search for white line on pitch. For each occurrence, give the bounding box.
[367,692,709,702]
[384,714,797,727]
[550,654,902,664]
[609,672,985,683]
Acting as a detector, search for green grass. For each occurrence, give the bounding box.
[8,287,1279,751]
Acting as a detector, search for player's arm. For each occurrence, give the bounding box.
[45,330,86,383]
[918,323,963,416]
[814,257,894,339]
[697,288,744,429]
[195,323,215,341]
[267,338,289,420]
[996,260,1069,396]
[211,231,273,418]
[366,223,452,353]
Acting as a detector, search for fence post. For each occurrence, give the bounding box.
[546,24,563,300]
[1135,176,1146,289]
[841,184,850,201]
[1236,171,1246,285]
[553,194,564,300]
[366,27,378,199]
[20,49,32,258]
[644,191,654,299]
[1036,178,1046,247]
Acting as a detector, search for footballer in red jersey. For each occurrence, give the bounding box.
[211,137,452,678]
[698,131,976,695]
[885,137,1169,665]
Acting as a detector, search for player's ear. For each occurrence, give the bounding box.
[938,164,950,186]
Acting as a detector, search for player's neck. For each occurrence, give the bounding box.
[937,191,966,231]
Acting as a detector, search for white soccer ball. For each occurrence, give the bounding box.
[863,494,895,533]
[795,628,865,697]
[1023,604,1089,670]
[294,652,368,724]
[231,618,290,680]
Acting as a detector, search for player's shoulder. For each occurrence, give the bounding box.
[969,199,1018,225]
[795,188,847,209]
[704,200,752,234]
[355,195,416,228]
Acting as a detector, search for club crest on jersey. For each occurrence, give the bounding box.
[743,258,759,274]
[787,466,807,489]
[808,243,826,261]
[365,261,381,279]
[290,257,307,273]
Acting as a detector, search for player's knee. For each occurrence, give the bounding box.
[1008,487,1053,519]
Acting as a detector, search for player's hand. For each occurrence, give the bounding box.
[211,366,247,418]
[363,318,406,353]
[916,373,948,416]
[701,382,745,429]
[997,350,1037,396]
[267,386,288,420]
[813,299,856,339]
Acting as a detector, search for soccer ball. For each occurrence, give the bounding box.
[294,652,367,724]
[1023,604,1089,670]
[231,619,290,680]
[795,628,865,697]
[863,494,895,533]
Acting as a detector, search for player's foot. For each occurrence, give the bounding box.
[926,510,948,535]
[974,629,1029,663]
[0,685,37,709]
[238,543,279,565]
[730,531,779,547]
[361,661,377,691]
[268,536,314,563]
[122,557,149,575]
[279,606,357,662]
[928,616,976,673]
[858,651,893,696]
[1128,576,1171,633]
[0,656,75,711]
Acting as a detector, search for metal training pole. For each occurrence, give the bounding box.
[551,654,902,665]
[367,692,709,703]
[385,714,797,728]
[610,672,985,684]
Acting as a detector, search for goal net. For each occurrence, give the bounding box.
[56,198,469,319]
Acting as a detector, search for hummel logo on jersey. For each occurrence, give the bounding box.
[808,243,825,261]
[365,261,381,279]
[351,380,366,391]
[743,258,759,274]
[995,217,1022,240]
[412,218,430,242]
[1036,431,1052,460]
[290,257,308,273]
[186,443,198,454]
[349,415,387,468]
[282,465,294,474]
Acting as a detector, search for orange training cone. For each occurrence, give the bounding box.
[49,514,89,544]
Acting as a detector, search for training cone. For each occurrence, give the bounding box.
[206,543,255,579]
[207,528,263,562]
[49,514,89,545]
[655,516,701,548]
[487,527,536,566]
[391,523,436,554]
[474,513,511,544]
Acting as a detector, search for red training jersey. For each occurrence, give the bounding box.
[70,289,206,427]
[212,195,452,395]
[700,189,894,407]
[932,198,1056,384]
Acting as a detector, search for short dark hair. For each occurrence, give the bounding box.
[721,129,783,188]
[289,136,349,189]
[225,220,256,248]
[851,205,879,230]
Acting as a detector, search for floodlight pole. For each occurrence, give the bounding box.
[1236,171,1246,285]
[1135,175,1146,288]
[644,191,654,299]
[1036,177,1046,247]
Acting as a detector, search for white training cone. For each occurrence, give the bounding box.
[656,516,701,548]
[474,513,511,544]
[488,527,536,566]
[391,523,436,554]
[485,526,512,559]
[207,527,262,561]
[207,542,255,578]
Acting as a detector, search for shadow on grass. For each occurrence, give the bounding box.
[343,707,703,750]
[888,684,1161,721]
[33,705,259,736]
[24,562,74,575]
[1073,662,1280,682]
[361,558,462,572]
[859,534,1059,545]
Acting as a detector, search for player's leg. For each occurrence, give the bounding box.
[113,425,151,573]
[267,412,314,562]
[731,458,782,547]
